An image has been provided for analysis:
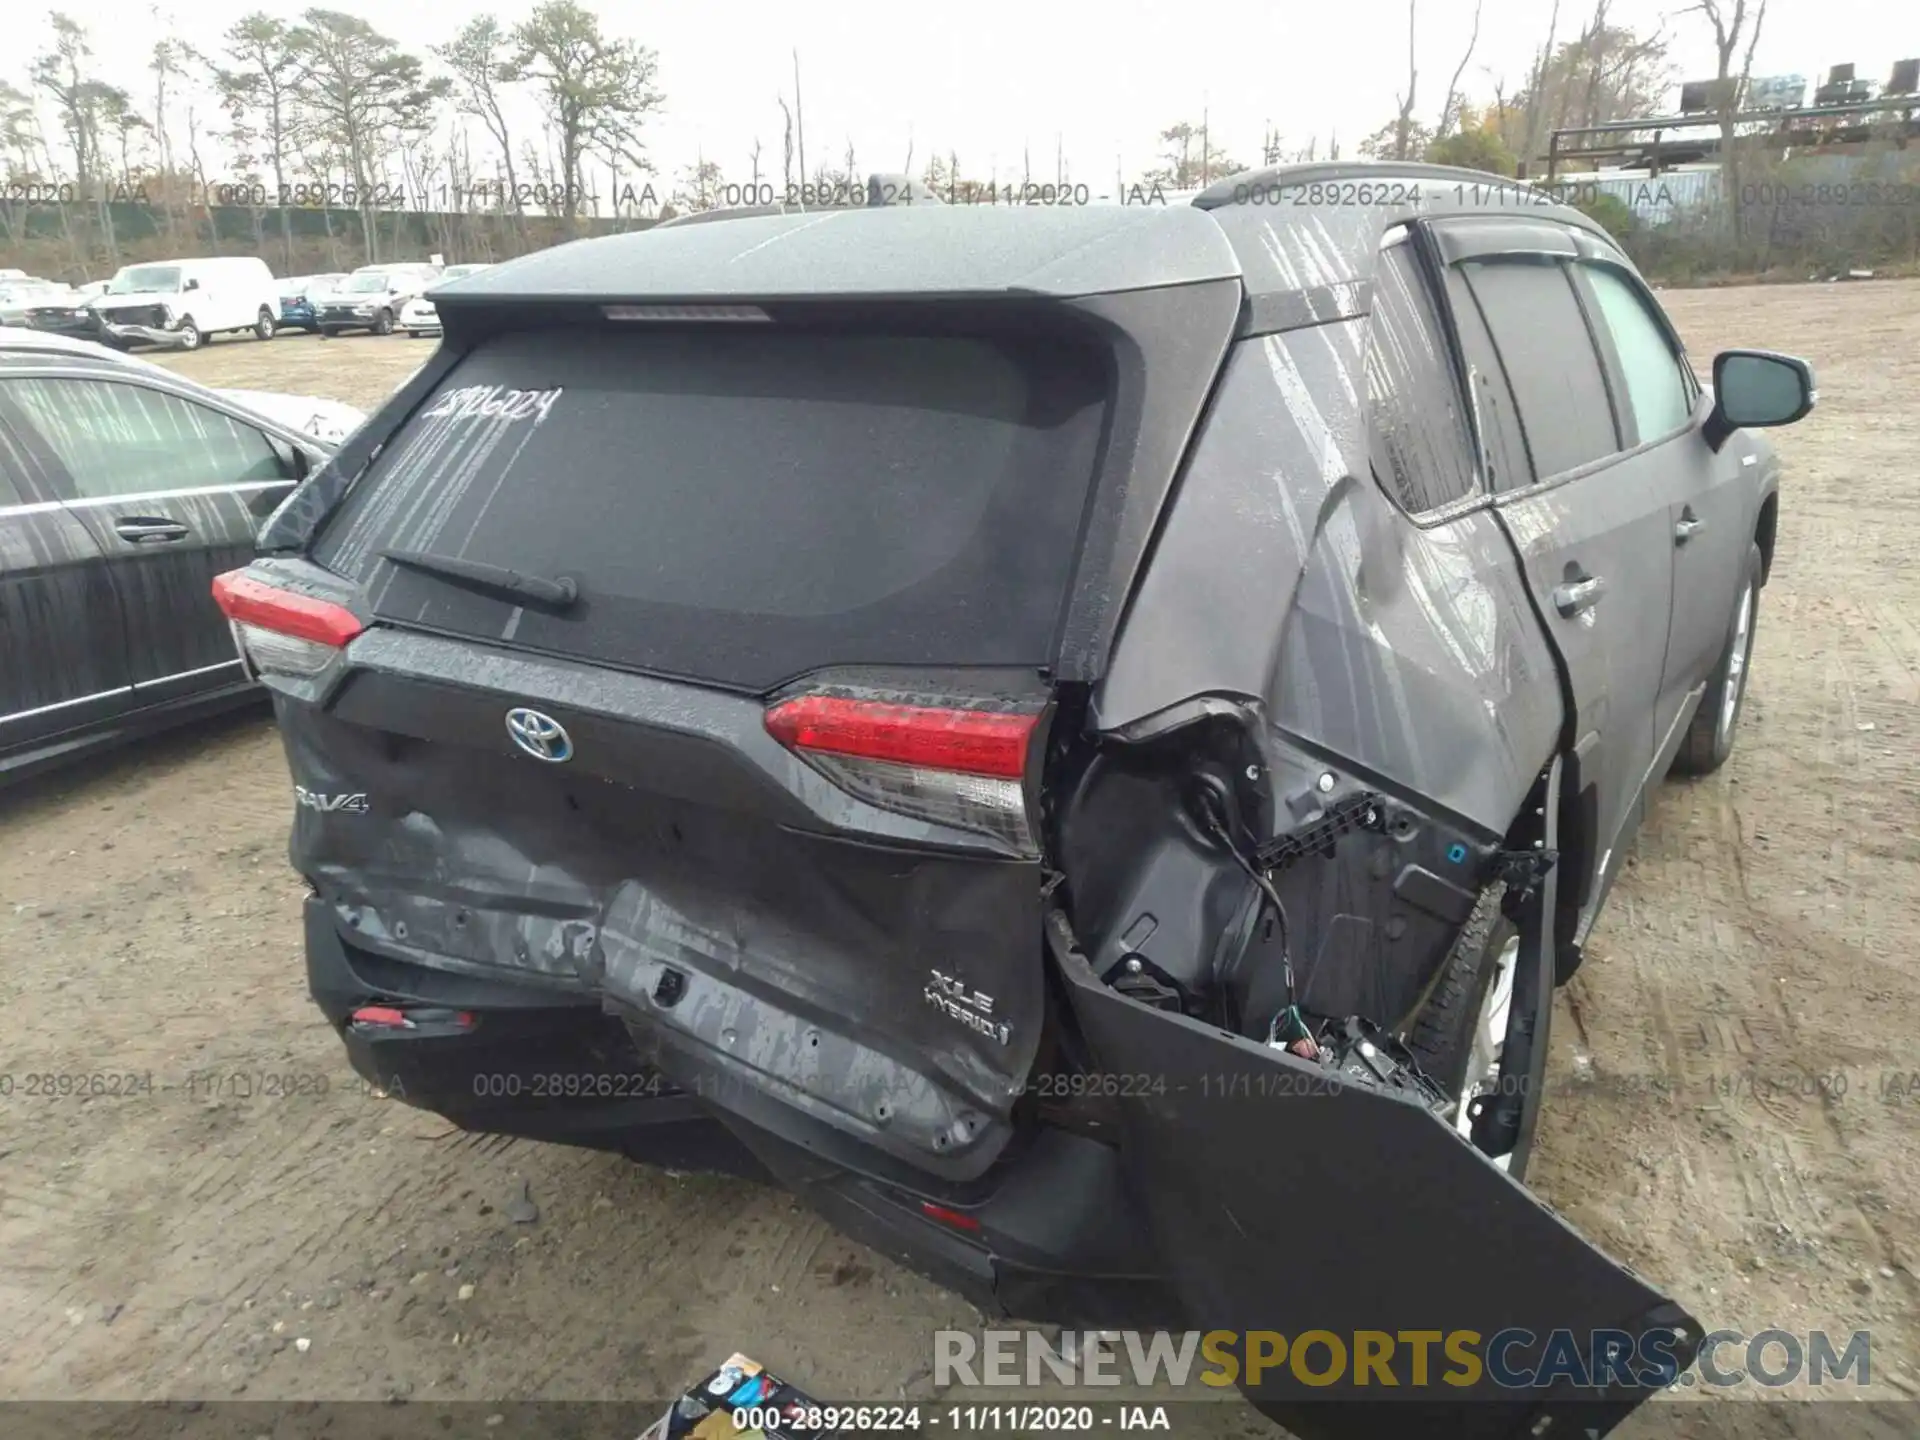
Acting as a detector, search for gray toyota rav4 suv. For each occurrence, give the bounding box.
[219,164,1813,1438]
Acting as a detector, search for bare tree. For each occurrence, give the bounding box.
[1689,0,1769,239]
[776,96,794,192]
[1517,0,1563,170]
[792,51,806,197]
[1435,0,1485,140]
[182,91,218,254]
[1392,1,1420,159]
[149,39,184,242]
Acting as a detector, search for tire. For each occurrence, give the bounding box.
[254,307,276,340]
[1403,886,1535,1179]
[1670,544,1764,777]
[372,307,394,336]
[319,326,339,339]
[174,317,201,350]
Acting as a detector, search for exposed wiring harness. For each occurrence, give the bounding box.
[1197,787,1312,1056]
[1197,783,1391,1060]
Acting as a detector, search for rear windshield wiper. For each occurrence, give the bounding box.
[381,548,579,609]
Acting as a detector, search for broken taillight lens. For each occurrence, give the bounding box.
[764,695,1040,853]
[212,569,363,679]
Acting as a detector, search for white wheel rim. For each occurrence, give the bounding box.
[1717,583,1754,744]
[1455,932,1520,1171]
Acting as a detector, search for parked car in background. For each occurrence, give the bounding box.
[317,263,441,337]
[0,326,364,784]
[77,280,110,300]
[26,257,281,351]
[398,263,493,337]
[221,165,1816,1436]
[0,278,79,327]
[278,273,349,334]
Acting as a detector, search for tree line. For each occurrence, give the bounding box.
[3,0,1915,285]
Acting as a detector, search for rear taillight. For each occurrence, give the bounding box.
[764,695,1041,853]
[212,569,363,678]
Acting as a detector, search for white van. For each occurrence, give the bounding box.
[88,256,281,351]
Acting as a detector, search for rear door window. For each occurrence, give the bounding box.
[1365,237,1480,513]
[3,377,291,498]
[315,325,1110,692]
[1442,267,1535,494]
[1457,258,1620,480]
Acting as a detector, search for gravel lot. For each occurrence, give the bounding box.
[1,287,1915,1432]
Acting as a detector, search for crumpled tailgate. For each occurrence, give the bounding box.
[1048,918,1699,1440]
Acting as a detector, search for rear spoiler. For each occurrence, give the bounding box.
[655,173,944,228]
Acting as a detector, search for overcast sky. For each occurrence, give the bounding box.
[19,0,1908,191]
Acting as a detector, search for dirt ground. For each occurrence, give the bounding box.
[1,288,1916,1431]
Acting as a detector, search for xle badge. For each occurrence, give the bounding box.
[925,969,1012,1045]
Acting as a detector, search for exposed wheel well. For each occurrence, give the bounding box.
[1551,763,1599,983]
[1755,491,1779,585]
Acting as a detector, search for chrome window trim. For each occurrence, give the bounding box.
[0,480,288,518]
[0,684,132,726]
[0,659,249,725]
[133,658,246,689]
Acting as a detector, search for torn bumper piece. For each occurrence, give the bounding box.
[97,317,194,349]
[1046,914,1701,1440]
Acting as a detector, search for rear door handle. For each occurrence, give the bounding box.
[114,516,190,544]
[1552,575,1607,617]
[1674,515,1707,544]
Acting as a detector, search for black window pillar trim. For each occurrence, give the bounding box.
[1563,258,1633,453]
[257,340,469,554]
[1408,218,1493,502]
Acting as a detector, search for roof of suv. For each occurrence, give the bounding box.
[440,164,1610,313]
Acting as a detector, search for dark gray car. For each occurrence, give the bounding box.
[0,330,344,781]
[219,164,1813,1438]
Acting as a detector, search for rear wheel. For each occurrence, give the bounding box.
[1671,543,1764,777]
[254,307,276,340]
[1403,887,1533,1178]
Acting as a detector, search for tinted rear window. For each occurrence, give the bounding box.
[315,326,1109,691]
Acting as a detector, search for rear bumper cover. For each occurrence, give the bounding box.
[303,895,761,1171]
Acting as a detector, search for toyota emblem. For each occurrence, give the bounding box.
[505,707,573,763]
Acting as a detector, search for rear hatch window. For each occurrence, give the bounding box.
[314,325,1110,692]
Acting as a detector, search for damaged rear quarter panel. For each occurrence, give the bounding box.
[1095,316,1562,837]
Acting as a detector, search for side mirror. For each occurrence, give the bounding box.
[185,277,201,291]
[1703,349,1816,452]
